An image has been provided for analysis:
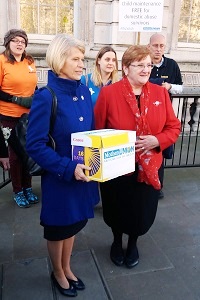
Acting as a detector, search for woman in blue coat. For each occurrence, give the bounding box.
[26,34,99,297]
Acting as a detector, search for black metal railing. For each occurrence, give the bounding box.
[0,168,11,189]
[165,94,200,168]
[0,94,199,189]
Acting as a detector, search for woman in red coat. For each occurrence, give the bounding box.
[94,45,180,269]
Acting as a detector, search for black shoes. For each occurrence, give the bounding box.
[51,272,77,297]
[110,241,139,268]
[67,277,85,290]
[125,245,139,269]
[110,242,125,266]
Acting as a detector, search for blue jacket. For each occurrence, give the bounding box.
[81,73,112,107]
[26,70,99,226]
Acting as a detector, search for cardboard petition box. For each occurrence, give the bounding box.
[71,129,136,182]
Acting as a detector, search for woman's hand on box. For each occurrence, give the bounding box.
[74,163,91,182]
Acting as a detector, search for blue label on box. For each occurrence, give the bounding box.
[72,146,84,163]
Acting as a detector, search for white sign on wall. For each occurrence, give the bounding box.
[119,0,164,32]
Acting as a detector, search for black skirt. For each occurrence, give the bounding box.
[41,219,88,241]
[100,165,161,236]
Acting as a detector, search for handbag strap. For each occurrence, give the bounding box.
[43,86,57,134]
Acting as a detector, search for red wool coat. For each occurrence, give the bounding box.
[94,80,181,162]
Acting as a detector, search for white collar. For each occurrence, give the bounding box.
[154,57,164,68]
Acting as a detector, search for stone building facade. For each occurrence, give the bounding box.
[0,0,200,87]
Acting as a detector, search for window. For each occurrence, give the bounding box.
[178,0,200,43]
[20,0,74,35]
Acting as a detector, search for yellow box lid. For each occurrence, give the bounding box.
[71,129,136,148]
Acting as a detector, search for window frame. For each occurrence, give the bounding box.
[19,0,77,43]
[177,0,200,46]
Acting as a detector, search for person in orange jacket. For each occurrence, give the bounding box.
[0,29,38,208]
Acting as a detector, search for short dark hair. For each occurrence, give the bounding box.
[122,45,151,76]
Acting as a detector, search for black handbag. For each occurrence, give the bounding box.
[8,86,57,176]
[163,144,174,159]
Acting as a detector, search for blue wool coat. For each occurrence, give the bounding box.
[26,70,99,226]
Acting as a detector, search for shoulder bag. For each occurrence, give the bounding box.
[8,86,57,176]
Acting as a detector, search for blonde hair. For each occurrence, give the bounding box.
[91,46,119,87]
[46,34,85,75]
[122,45,151,76]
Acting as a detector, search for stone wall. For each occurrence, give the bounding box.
[1,0,200,89]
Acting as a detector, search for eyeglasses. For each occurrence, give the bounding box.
[11,39,26,45]
[130,64,154,70]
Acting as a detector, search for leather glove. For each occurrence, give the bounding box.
[11,96,33,108]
